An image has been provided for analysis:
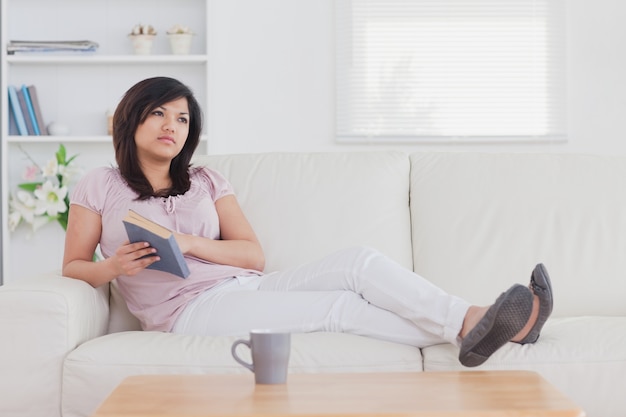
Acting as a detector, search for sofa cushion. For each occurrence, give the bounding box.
[422,316,626,417]
[62,331,422,417]
[107,280,141,333]
[193,151,414,272]
[409,152,626,317]
[0,274,108,417]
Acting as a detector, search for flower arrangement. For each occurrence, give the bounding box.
[166,24,194,55]
[129,23,157,36]
[129,24,157,55]
[167,24,193,35]
[9,144,82,233]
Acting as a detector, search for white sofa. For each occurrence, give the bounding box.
[1,151,625,417]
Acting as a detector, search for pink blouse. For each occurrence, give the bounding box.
[70,166,262,331]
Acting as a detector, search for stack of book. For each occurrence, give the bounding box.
[7,85,48,136]
[7,40,99,55]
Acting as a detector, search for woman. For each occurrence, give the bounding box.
[63,77,553,368]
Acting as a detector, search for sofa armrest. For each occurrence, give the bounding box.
[0,273,109,417]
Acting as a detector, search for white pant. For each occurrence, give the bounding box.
[172,246,470,347]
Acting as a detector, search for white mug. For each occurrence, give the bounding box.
[231,329,291,384]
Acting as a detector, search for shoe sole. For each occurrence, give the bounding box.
[459,284,534,367]
[518,263,553,344]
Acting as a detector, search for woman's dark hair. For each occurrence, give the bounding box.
[112,76,203,199]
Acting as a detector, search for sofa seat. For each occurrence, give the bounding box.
[62,331,422,417]
[422,316,626,416]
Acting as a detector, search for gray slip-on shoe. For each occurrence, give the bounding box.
[517,263,553,344]
[459,284,534,367]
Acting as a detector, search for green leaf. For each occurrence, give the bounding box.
[66,154,79,165]
[18,182,41,192]
[57,216,68,231]
[56,144,67,165]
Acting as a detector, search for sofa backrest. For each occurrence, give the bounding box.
[109,150,626,332]
[108,151,414,332]
[195,151,414,272]
[409,152,626,317]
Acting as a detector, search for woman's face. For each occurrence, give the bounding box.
[134,97,190,164]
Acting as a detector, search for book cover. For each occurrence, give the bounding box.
[16,87,36,135]
[26,85,47,135]
[7,86,28,135]
[21,85,41,135]
[8,104,19,135]
[122,210,190,278]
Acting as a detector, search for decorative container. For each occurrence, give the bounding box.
[167,24,194,55]
[129,34,155,55]
[129,24,157,55]
[167,33,194,55]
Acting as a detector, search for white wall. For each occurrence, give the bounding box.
[7,0,626,280]
[206,0,626,156]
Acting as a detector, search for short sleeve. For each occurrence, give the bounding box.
[193,167,235,201]
[70,167,116,215]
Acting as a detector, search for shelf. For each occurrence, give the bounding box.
[6,54,209,65]
[7,135,112,143]
[7,135,209,143]
[1,0,210,284]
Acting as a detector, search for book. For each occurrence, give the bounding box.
[122,210,190,278]
[26,85,47,135]
[7,85,28,135]
[7,39,99,54]
[17,86,37,135]
[8,104,19,135]
[21,85,41,135]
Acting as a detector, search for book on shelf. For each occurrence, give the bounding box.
[16,87,36,135]
[122,210,190,279]
[7,39,99,54]
[8,105,19,135]
[7,85,28,135]
[26,85,48,135]
[22,85,41,135]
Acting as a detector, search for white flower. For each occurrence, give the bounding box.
[167,24,192,34]
[8,210,22,232]
[13,190,37,219]
[10,144,80,234]
[9,190,37,231]
[58,163,82,185]
[33,180,68,217]
[32,216,52,231]
[130,23,156,36]
[42,157,59,177]
[8,202,24,232]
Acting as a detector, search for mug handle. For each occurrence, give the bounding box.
[231,339,254,372]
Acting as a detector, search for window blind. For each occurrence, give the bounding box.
[335,0,567,142]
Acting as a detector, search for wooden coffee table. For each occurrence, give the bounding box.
[91,371,585,417]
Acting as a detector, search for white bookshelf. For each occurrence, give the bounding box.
[6,55,209,64]
[0,0,209,284]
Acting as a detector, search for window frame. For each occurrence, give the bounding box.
[335,0,568,144]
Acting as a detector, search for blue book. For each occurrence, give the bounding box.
[7,85,28,135]
[21,84,41,135]
[16,87,36,135]
[7,88,20,135]
[8,104,19,135]
[122,210,190,278]
[27,85,48,135]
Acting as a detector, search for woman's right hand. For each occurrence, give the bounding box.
[111,241,160,276]
[64,205,161,287]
